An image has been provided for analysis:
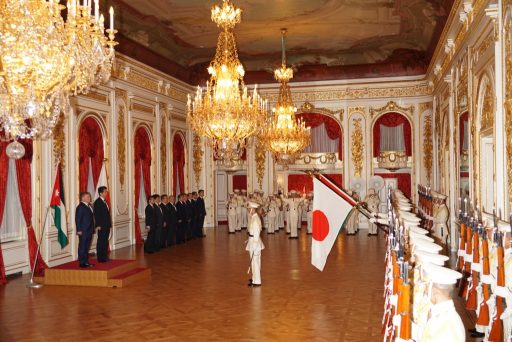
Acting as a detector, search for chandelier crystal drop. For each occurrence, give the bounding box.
[0,0,116,158]
[187,0,268,164]
[261,29,311,168]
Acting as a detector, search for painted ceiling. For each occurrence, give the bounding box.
[109,0,454,83]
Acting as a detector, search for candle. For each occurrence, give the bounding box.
[458,197,461,212]
[109,6,114,31]
[94,0,99,22]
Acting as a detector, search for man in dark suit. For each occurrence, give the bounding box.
[176,194,187,244]
[153,194,164,251]
[186,193,195,241]
[75,192,95,268]
[93,186,112,263]
[160,194,170,248]
[197,189,207,238]
[166,195,178,246]
[144,195,156,253]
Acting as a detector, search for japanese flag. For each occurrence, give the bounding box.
[311,177,355,271]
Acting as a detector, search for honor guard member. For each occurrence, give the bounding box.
[246,201,264,287]
[234,189,243,231]
[364,188,380,236]
[297,194,304,229]
[266,195,278,234]
[346,190,360,235]
[421,263,465,342]
[227,193,238,234]
[241,189,248,229]
[284,192,292,234]
[276,192,284,230]
[282,191,304,239]
[306,192,314,234]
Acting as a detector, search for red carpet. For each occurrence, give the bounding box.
[52,259,134,271]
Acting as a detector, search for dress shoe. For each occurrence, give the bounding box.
[80,263,94,268]
[468,328,477,333]
[98,259,109,263]
[250,283,261,287]
[470,332,485,338]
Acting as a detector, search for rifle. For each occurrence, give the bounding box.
[476,222,491,326]
[457,199,467,272]
[399,261,411,340]
[466,216,480,310]
[488,211,505,342]
[459,215,473,298]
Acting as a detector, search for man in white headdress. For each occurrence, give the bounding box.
[306,192,314,234]
[246,201,264,287]
[346,190,360,235]
[281,191,305,239]
[234,189,243,231]
[266,195,278,234]
[421,263,465,342]
[364,188,380,236]
[227,193,238,234]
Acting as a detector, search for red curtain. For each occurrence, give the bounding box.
[0,141,8,284]
[232,175,247,191]
[173,134,185,198]
[374,173,412,198]
[373,112,412,157]
[78,117,104,192]
[15,140,47,275]
[459,111,469,154]
[296,113,343,160]
[134,127,152,245]
[288,174,343,194]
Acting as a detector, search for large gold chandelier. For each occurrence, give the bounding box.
[187,0,268,164]
[0,0,116,158]
[262,29,310,167]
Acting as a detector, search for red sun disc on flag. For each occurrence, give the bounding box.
[312,210,329,241]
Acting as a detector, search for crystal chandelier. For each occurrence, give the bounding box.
[187,0,268,165]
[0,0,116,159]
[261,29,310,167]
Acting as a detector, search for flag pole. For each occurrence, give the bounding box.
[26,204,51,289]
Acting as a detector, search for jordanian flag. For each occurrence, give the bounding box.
[50,164,69,248]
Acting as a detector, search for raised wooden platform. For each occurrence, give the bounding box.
[34,259,151,288]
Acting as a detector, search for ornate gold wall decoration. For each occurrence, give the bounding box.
[480,83,495,131]
[423,113,433,182]
[52,112,66,166]
[348,106,365,117]
[117,104,126,188]
[505,18,512,202]
[160,110,168,192]
[351,118,364,177]
[255,138,266,189]
[192,134,203,186]
[418,102,433,114]
[131,102,155,115]
[369,101,414,118]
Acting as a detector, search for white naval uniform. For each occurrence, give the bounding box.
[364,192,380,235]
[235,195,243,231]
[285,202,291,233]
[501,248,512,341]
[267,199,278,234]
[282,197,304,238]
[246,212,264,285]
[421,300,465,342]
[297,202,304,229]
[306,199,313,234]
[227,198,238,233]
[241,196,248,228]
[277,197,284,229]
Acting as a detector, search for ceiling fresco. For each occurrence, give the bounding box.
[109,0,454,83]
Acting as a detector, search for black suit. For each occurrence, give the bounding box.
[176,201,187,244]
[166,203,178,246]
[197,197,206,237]
[160,203,170,248]
[144,204,157,253]
[75,202,94,266]
[93,197,112,262]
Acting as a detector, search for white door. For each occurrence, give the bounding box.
[216,171,228,223]
[480,137,494,212]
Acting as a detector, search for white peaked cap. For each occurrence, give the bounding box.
[398,204,412,211]
[241,189,247,193]
[290,190,297,194]
[401,216,421,224]
[248,201,260,209]
[414,250,448,266]
[234,189,240,193]
[422,263,462,285]
[412,239,442,253]
[409,226,429,235]
[409,231,434,242]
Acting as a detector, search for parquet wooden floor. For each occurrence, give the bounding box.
[0,226,473,341]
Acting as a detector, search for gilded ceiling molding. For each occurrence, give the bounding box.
[297,101,344,122]
[52,112,66,167]
[117,103,127,189]
[131,102,155,115]
[255,138,266,189]
[351,118,364,178]
[505,15,512,203]
[192,134,203,186]
[369,101,414,119]
[423,113,433,183]
[160,107,168,192]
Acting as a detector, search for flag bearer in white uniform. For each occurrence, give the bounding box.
[421,263,465,342]
[306,192,314,234]
[246,201,264,287]
[227,193,238,234]
[266,195,278,234]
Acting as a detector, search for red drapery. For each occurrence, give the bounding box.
[15,140,47,275]
[134,127,152,245]
[373,112,412,157]
[296,113,343,160]
[0,141,8,284]
[172,134,185,198]
[78,117,104,192]
[374,173,412,198]
[459,111,469,154]
[288,174,343,194]
[232,175,247,191]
